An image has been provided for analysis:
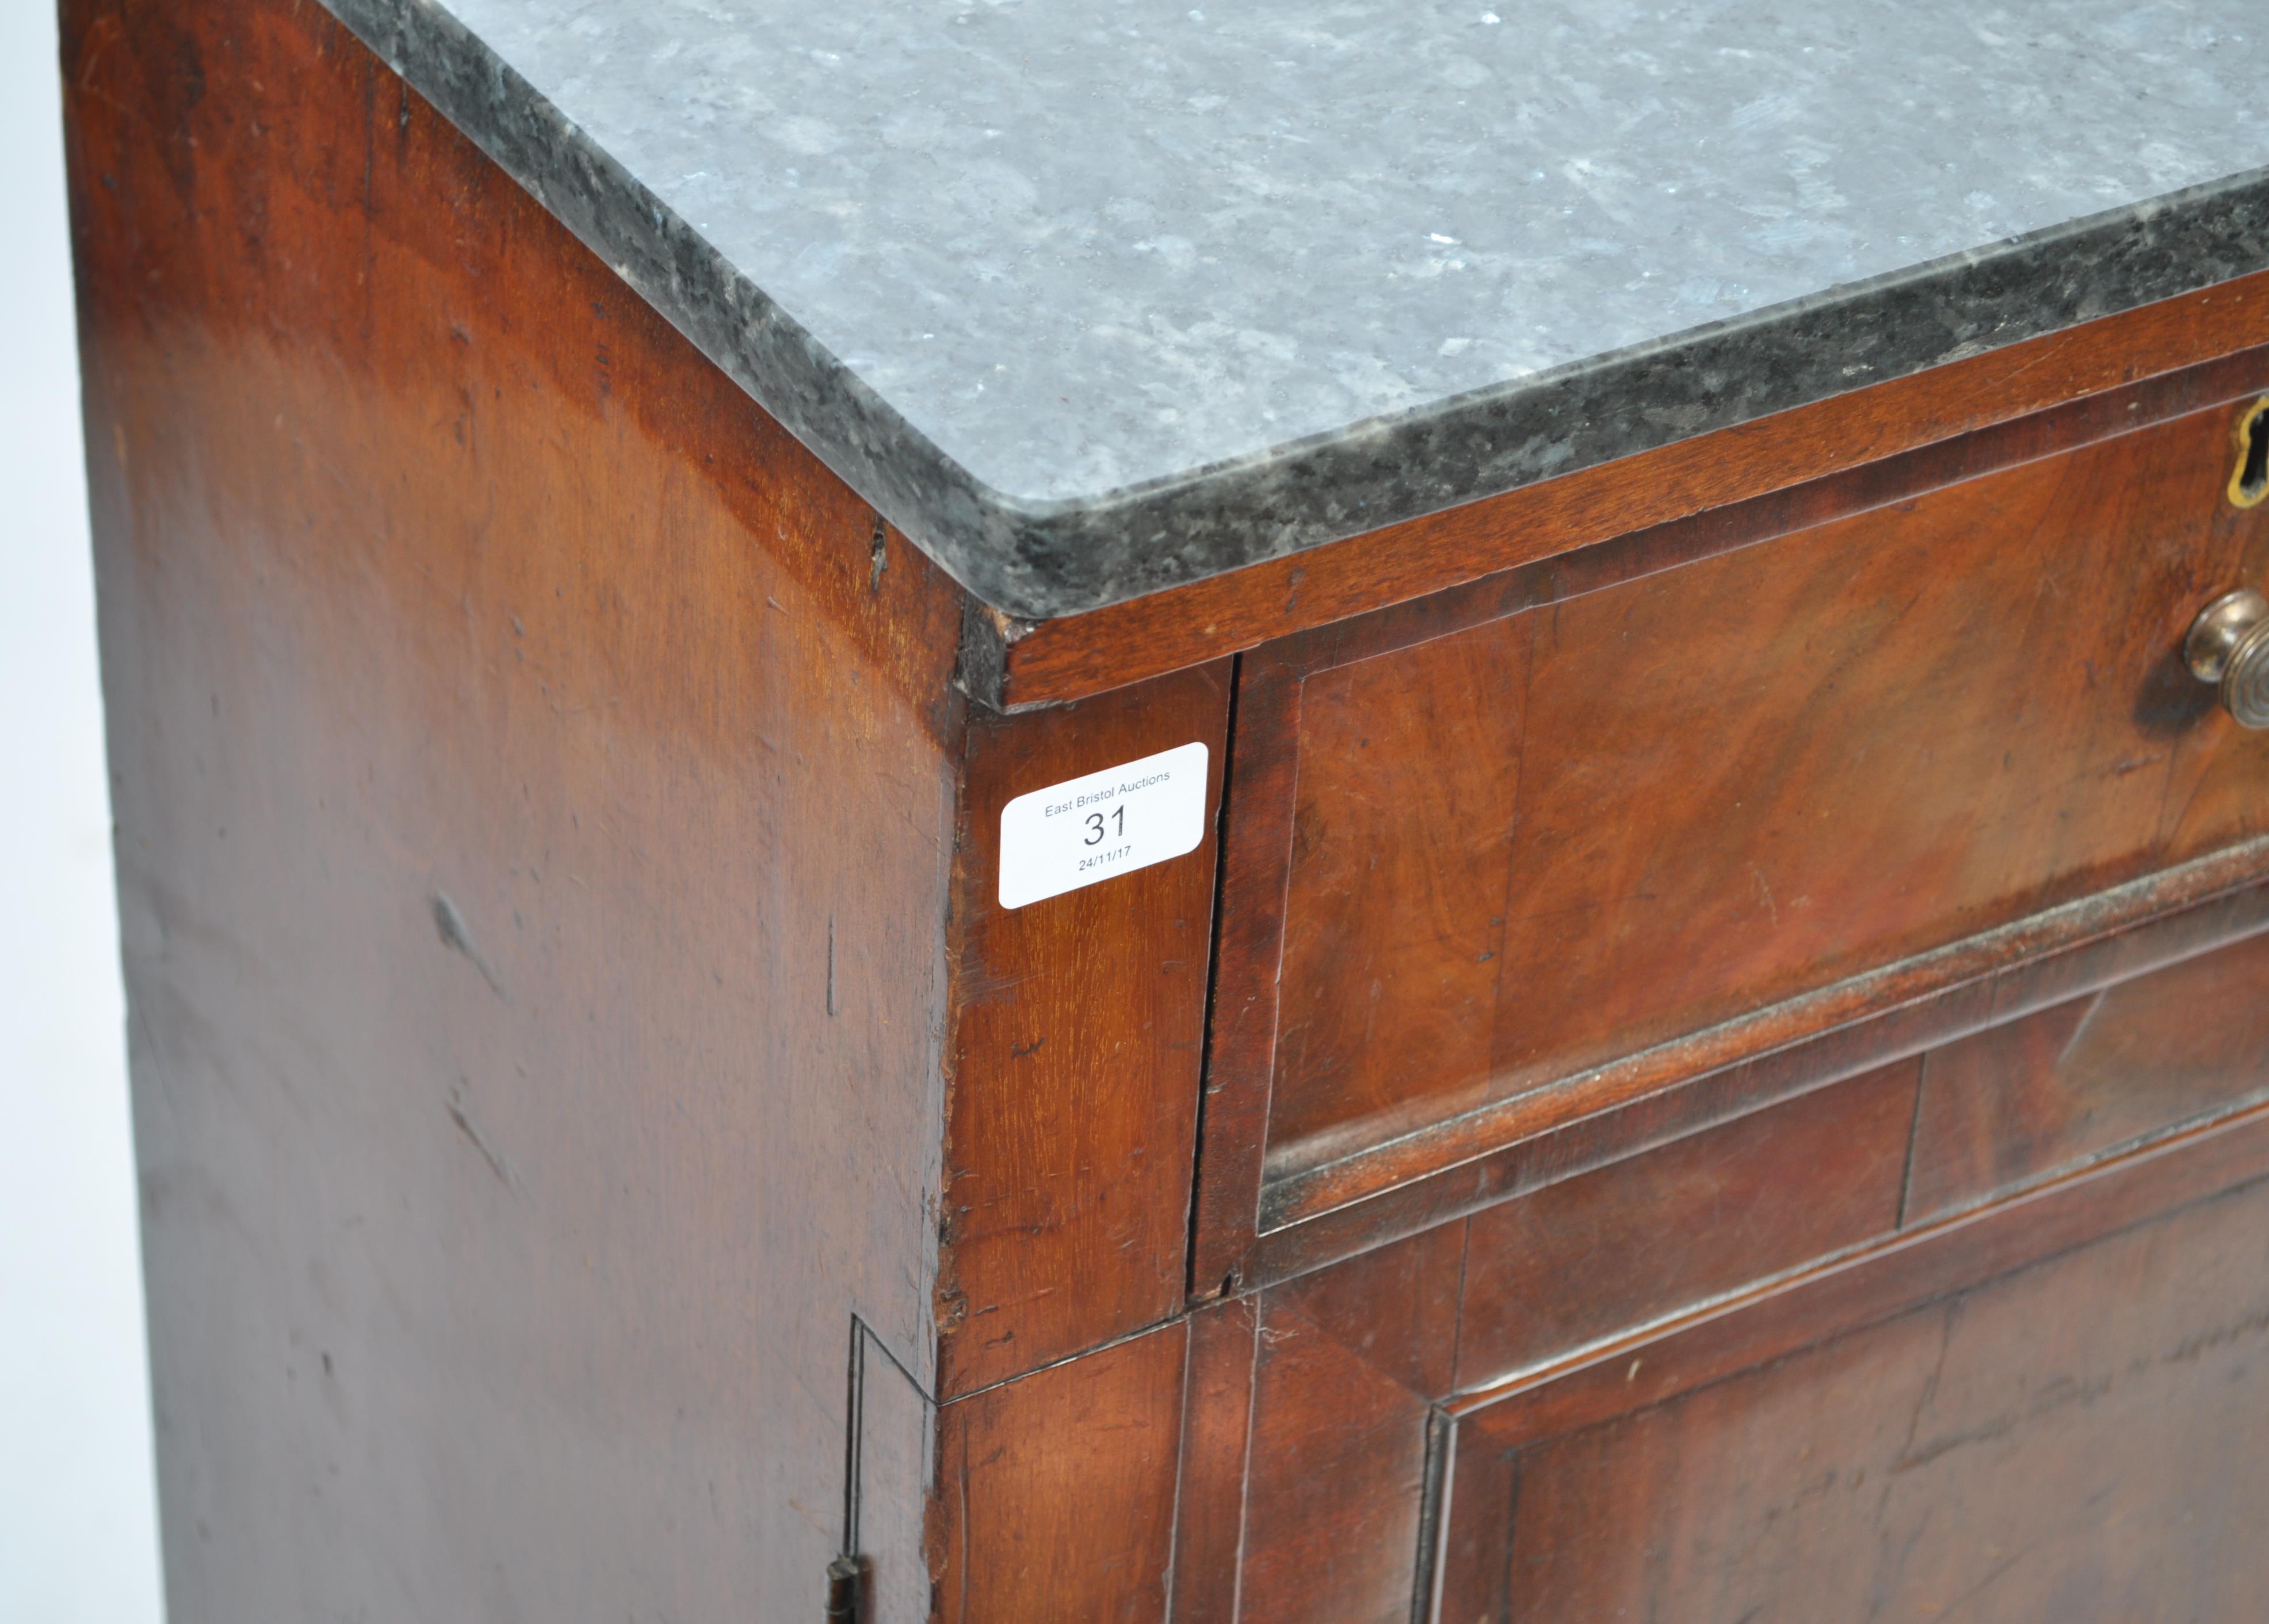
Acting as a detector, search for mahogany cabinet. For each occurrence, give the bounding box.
[64,0,2269,1618]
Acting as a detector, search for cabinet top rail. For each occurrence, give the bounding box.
[323,0,2269,618]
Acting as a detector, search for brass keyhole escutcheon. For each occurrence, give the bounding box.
[2230,398,2269,509]
[2187,587,2269,728]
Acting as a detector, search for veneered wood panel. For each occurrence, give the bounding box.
[1219,982,2269,1623]
[1475,1174,2269,1623]
[1262,402,2269,1189]
[1237,858,2269,1288]
[66,0,965,1618]
[1432,1431,1519,1624]
[1457,1105,2269,1453]
[1454,1060,1917,1391]
[1211,1060,1905,1621]
[1168,1297,1260,1624]
[1273,618,1530,1171]
[1908,927,2269,1224]
[929,1320,1187,1624]
[1237,1317,1431,1624]
[937,661,1229,1397]
[1237,1225,1466,1624]
[1266,1210,1466,1404]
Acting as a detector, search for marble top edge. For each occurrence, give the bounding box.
[1018,169,2269,519]
[318,0,2269,620]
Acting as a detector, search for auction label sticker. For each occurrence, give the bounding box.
[998,742,1210,910]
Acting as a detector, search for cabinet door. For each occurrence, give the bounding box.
[1174,928,2269,1623]
[1438,1150,2269,1623]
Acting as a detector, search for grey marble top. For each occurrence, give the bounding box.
[324,0,2269,619]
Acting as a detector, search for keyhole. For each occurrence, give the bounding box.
[2230,397,2269,509]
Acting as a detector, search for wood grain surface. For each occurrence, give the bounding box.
[1907,926,2269,1224]
[936,662,1229,1398]
[1233,857,2269,1290]
[1167,1297,1262,1624]
[67,0,964,1616]
[1197,390,2269,1287]
[1237,1225,1464,1624]
[1186,1066,1923,1624]
[929,1320,1187,1624]
[1194,934,2269,1622]
[1453,1153,2269,1623]
[1453,1060,1917,1391]
[1273,400,2269,1173]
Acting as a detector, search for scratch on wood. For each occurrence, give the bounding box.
[431,890,507,999]
[446,1078,519,1192]
[1751,862,1781,926]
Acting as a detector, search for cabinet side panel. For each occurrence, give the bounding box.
[64,0,965,1617]
[857,1333,937,1624]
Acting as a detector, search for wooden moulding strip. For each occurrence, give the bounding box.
[1243,843,2269,1289]
[1445,1091,2269,1447]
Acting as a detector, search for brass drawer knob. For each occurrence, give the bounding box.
[2186,588,2269,728]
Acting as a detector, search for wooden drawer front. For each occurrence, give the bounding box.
[1175,921,2269,1624]
[1452,1060,1915,1389]
[1906,926,2269,1224]
[1208,394,2269,1259]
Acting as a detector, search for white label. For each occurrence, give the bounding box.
[997,742,1210,910]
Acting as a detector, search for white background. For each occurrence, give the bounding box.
[1,1,168,1618]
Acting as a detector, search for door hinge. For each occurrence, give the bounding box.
[824,1553,866,1623]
